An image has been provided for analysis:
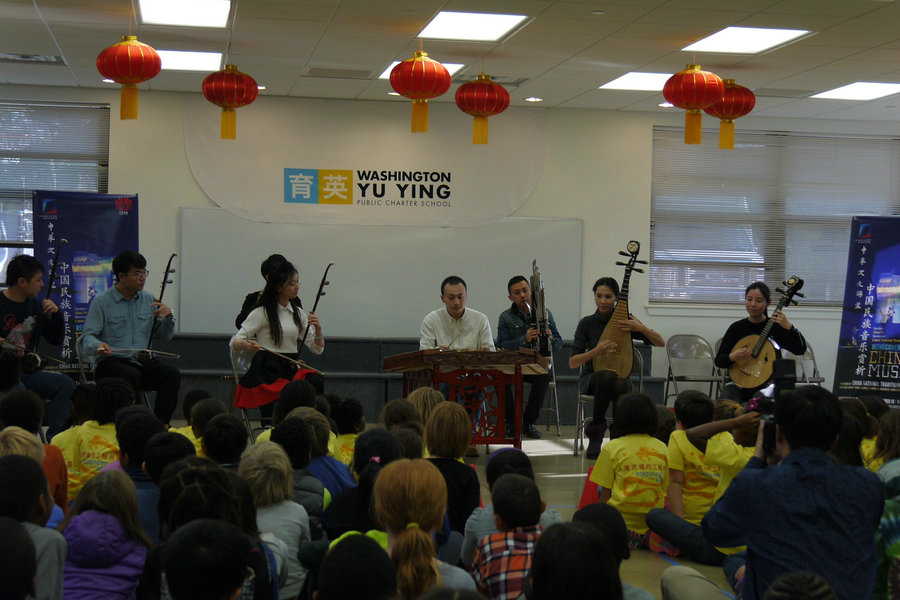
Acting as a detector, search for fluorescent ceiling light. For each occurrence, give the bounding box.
[812,82,900,100]
[600,72,670,91]
[524,97,543,103]
[683,26,809,54]
[139,0,231,27]
[659,102,674,108]
[418,11,527,41]
[157,50,222,71]
[378,61,466,79]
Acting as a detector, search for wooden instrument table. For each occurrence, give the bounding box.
[383,349,548,449]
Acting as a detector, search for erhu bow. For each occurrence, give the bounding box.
[297,262,334,360]
[137,253,180,363]
[22,238,68,373]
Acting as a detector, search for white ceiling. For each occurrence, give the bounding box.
[3,0,900,120]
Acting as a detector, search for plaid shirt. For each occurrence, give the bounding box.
[472,525,542,600]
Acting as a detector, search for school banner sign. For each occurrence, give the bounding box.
[32,191,139,365]
[182,95,548,227]
[833,216,900,405]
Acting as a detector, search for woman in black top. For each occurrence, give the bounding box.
[714,281,807,402]
[569,277,665,459]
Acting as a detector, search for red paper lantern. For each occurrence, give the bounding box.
[96,35,161,120]
[663,64,724,144]
[390,51,452,133]
[454,73,510,144]
[703,79,756,150]
[202,65,259,140]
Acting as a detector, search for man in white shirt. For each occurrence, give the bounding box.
[419,276,495,351]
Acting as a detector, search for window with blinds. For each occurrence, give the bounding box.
[0,101,110,276]
[650,127,900,306]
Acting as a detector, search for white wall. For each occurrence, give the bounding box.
[5,83,900,389]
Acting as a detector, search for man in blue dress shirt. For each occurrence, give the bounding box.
[701,385,882,600]
[81,251,180,424]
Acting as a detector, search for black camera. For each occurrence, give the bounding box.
[760,358,798,453]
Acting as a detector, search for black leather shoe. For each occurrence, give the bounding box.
[524,423,542,439]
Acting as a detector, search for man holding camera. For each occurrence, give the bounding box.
[701,386,882,600]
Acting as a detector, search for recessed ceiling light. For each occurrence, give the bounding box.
[600,72,671,91]
[139,0,231,28]
[812,82,900,100]
[387,92,401,96]
[418,11,527,41]
[378,61,466,79]
[659,102,674,108]
[524,97,543,103]
[683,26,809,54]
[102,78,115,84]
[157,50,222,71]
[256,85,266,91]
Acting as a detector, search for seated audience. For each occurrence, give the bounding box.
[406,386,443,426]
[315,534,397,600]
[589,391,668,550]
[168,388,213,455]
[59,470,151,600]
[290,407,355,497]
[702,386,883,600]
[654,405,676,445]
[189,397,227,456]
[163,518,253,600]
[142,431,197,486]
[49,382,95,498]
[239,441,310,599]
[462,448,561,567]
[527,522,622,600]
[0,454,66,600]
[269,416,326,538]
[255,380,317,443]
[381,398,423,432]
[201,413,248,469]
[331,396,366,465]
[472,473,543,600]
[392,426,425,459]
[112,407,166,542]
[0,515,37,600]
[325,428,403,539]
[0,425,65,527]
[425,401,480,534]
[374,459,476,598]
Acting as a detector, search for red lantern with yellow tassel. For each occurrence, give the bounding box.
[663,64,724,144]
[202,65,259,140]
[454,73,510,144]
[390,51,452,133]
[703,79,755,150]
[96,35,161,120]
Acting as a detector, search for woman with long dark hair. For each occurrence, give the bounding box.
[232,260,325,414]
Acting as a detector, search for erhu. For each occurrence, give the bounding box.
[529,260,552,357]
[21,238,69,373]
[297,262,334,361]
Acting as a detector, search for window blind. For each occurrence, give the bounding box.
[650,127,900,305]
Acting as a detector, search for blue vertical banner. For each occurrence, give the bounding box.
[32,191,139,366]
[834,216,900,405]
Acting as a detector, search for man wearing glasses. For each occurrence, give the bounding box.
[81,250,180,424]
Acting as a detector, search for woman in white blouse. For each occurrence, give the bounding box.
[231,260,324,413]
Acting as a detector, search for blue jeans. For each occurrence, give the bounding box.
[19,369,75,439]
[645,508,727,566]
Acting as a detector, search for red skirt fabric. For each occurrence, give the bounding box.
[234,349,316,409]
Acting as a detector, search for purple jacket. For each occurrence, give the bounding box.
[62,510,148,600]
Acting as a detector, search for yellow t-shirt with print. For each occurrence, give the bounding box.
[70,420,119,499]
[668,430,720,525]
[50,426,80,501]
[862,437,884,472]
[590,433,668,534]
[335,433,357,466]
[703,431,754,555]
[170,425,204,456]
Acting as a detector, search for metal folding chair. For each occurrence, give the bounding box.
[573,347,643,456]
[229,344,267,442]
[783,343,825,386]
[664,334,722,404]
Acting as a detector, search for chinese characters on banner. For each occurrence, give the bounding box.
[834,216,900,406]
[32,191,139,367]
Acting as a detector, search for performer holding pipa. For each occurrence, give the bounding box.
[231,260,327,416]
[568,241,664,459]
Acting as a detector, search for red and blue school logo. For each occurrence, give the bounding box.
[115,197,132,213]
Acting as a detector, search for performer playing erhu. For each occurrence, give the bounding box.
[569,277,664,459]
[231,260,325,416]
[235,253,301,330]
[81,250,180,425]
[0,255,75,438]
